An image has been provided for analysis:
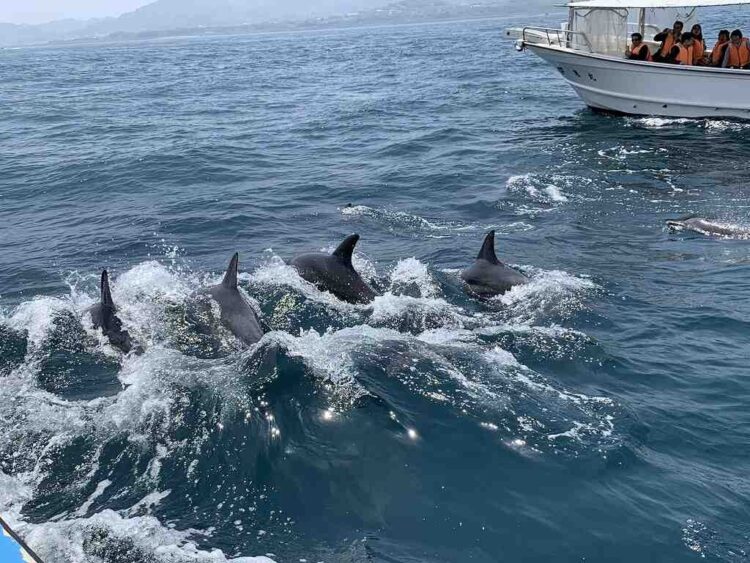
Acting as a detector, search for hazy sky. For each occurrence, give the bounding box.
[0,0,152,24]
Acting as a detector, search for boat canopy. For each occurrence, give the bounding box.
[562,0,749,55]
[567,0,750,7]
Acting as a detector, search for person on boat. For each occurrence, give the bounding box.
[664,32,694,65]
[626,32,652,61]
[690,24,707,65]
[722,29,750,69]
[710,30,731,66]
[654,21,683,62]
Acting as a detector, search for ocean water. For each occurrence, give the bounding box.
[2,15,750,563]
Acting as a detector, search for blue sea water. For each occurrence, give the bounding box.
[2,14,750,563]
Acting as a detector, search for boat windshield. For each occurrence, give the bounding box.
[570,6,699,54]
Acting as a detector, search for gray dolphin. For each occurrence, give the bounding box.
[461,231,528,297]
[290,234,376,304]
[666,215,750,237]
[88,270,137,354]
[206,253,264,345]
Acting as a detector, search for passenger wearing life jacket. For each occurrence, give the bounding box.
[690,24,707,65]
[626,32,652,61]
[722,29,750,69]
[710,30,731,66]
[667,32,694,65]
[654,21,684,62]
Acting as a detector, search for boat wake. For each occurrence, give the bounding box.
[625,117,750,131]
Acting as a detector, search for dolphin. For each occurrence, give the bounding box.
[666,215,750,237]
[461,230,529,297]
[88,270,137,354]
[290,234,376,304]
[206,253,264,345]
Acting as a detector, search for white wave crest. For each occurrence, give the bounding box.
[492,267,598,323]
[388,257,440,298]
[7,296,71,347]
[23,509,275,563]
[506,173,577,205]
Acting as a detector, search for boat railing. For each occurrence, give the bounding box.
[520,26,594,52]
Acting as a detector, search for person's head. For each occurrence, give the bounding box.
[719,29,730,42]
[691,24,702,38]
[730,29,743,45]
[673,21,684,33]
[681,32,694,46]
[631,32,643,45]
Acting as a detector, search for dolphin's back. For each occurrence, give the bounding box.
[667,217,750,237]
[461,260,528,296]
[291,252,375,304]
[461,231,528,297]
[290,252,334,283]
[88,302,106,329]
[686,218,742,237]
[87,271,136,353]
[87,303,134,353]
[209,285,264,345]
[202,253,265,346]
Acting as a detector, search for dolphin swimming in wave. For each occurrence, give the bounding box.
[666,215,750,238]
[290,234,376,304]
[88,270,138,354]
[461,230,529,297]
[205,253,264,345]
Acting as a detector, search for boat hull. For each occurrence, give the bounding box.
[525,44,750,119]
[0,516,43,562]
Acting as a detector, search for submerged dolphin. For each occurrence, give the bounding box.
[666,215,750,238]
[206,253,264,345]
[290,234,376,304]
[461,230,528,297]
[88,270,137,353]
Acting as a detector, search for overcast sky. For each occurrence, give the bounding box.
[0,0,153,24]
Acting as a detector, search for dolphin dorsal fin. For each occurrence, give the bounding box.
[100,270,115,308]
[477,231,500,265]
[222,253,239,289]
[333,234,359,268]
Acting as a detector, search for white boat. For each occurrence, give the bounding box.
[0,515,43,562]
[506,0,750,119]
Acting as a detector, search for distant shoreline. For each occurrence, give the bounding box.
[2,10,565,50]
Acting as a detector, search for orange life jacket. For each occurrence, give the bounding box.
[711,40,728,65]
[630,44,652,61]
[726,40,750,68]
[691,38,705,64]
[676,43,693,65]
[659,31,676,57]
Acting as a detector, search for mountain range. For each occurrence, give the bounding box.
[0,0,553,47]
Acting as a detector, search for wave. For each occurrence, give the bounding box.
[597,145,662,161]
[340,204,533,236]
[490,267,599,324]
[0,253,610,559]
[625,117,694,128]
[625,117,750,131]
[2,496,274,563]
[266,322,618,454]
[681,518,750,562]
[504,173,592,215]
